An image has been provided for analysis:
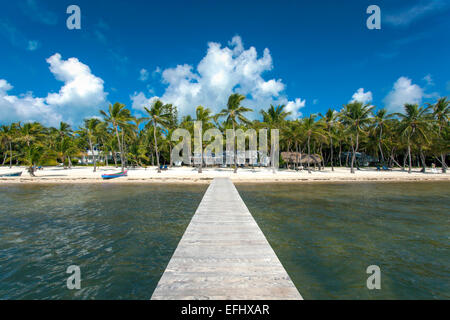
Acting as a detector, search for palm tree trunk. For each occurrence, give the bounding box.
[320,143,324,170]
[294,142,298,171]
[330,136,334,171]
[402,153,407,170]
[307,135,311,173]
[93,151,97,172]
[198,125,203,173]
[346,145,350,167]
[233,121,237,173]
[441,153,447,173]
[113,149,118,167]
[350,143,355,173]
[89,137,96,172]
[198,145,203,173]
[378,127,385,164]
[350,133,358,174]
[153,123,161,173]
[407,139,412,174]
[121,130,127,169]
[420,150,426,173]
[114,125,124,171]
[387,148,398,168]
[169,143,173,168]
[9,141,13,168]
[299,146,303,171]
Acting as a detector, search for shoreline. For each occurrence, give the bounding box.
[0,166,449,184]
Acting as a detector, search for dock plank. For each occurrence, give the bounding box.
[151,177,302,300]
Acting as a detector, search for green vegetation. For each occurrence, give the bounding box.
[0,95,448,174]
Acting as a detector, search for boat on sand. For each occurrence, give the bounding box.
[0,172,22,177]
[101,170,127,180]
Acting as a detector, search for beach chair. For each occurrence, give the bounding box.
[382,166,392,171]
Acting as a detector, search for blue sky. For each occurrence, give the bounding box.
[0,0,449,126]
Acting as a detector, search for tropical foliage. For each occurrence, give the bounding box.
[1,95,448,175]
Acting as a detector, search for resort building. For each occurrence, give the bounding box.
[79,149,115,165]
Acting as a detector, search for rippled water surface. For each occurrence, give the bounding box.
[0,184,206,299]
[237,182,450,299]
[1,182,449,299]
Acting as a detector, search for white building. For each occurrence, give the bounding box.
[79,149,115,165]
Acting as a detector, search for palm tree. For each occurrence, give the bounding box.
[94,122,110,166]
[215,93,252,173]
[340,102,374,173]
[17,122,44,147]
[100,103,132,171]
[395,103,431,173]
[302,114,326,173]
[163,104,178,167]
[20,145,49,176]
[144,100,171,173]
[261,104,291,125]
[78,118,102,172]
[0,124,17,168]
[195,106,213,173]
[55,136,79,169]
[428,97,449,172]
[372,108,393,165]
[56,122,72,139]
[104,131,119,167]
[282,120,303,169]
[261,105,291,171]
[320,109,338,171]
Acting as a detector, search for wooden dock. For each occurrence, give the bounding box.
[151,177,302,300]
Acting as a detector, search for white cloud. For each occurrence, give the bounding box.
[27,40,39,51]
[383,77,424,112]
[19,0,58,25]
[130,92,159,112]
[131,36,305,119]
[350,88,373,104]
[0,54,108,126]
[46,54,107,111]
[0,79,13,94]
[384,0,448,26]
[423,74,434,86]
[93,19,109,44]
[0,19,40,51]
[153,66,161,77]
[0,80,61,125]
[139,68,149,82]
[285,98,306,119]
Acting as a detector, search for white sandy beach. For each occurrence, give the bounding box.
[0,166,449,184]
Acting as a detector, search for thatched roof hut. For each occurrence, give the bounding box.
[281,152,322,164]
